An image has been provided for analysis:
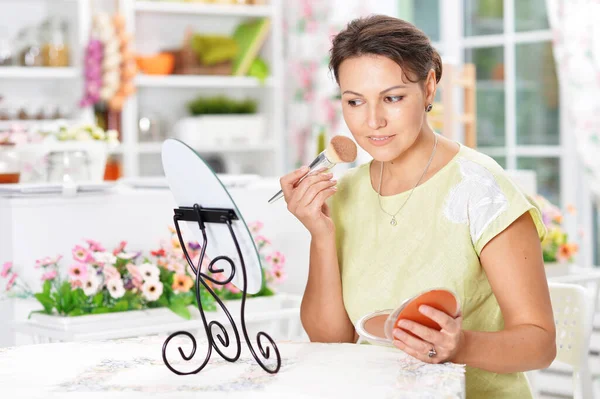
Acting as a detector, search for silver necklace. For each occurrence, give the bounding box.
[377,133,438,226]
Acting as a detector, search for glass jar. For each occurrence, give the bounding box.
[47,150,90,183]
[0,143,21,184]
[42,18,70,67]
[18,27,43,67]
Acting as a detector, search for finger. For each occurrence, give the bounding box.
[392,339,432,364]
[298,179,337,207]
[308,186,338,214]
[419,305,456,332]
[280,166,309,199]
[293,172,334,202]
[396,319,443,346]
[392,328,431,354]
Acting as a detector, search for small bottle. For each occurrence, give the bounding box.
[42,18,70,67]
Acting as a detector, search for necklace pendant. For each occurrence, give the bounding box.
[390,216,397,226]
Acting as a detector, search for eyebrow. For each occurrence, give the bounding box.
[341,85,408,96]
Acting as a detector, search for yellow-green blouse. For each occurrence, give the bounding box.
[329,141,546,399]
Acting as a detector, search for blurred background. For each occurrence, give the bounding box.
[0,0,599,397]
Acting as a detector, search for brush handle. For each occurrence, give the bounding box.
[268,152,335,204]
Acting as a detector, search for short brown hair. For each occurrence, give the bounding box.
[329,15,442,86]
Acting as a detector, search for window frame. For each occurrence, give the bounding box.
[436,0,593,265]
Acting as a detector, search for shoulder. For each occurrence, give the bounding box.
[447,145,546,254]
[454,145,507,182]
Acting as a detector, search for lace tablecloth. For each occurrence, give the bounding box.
[0,335,465,398]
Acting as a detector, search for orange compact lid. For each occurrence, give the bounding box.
[384,289,460,340]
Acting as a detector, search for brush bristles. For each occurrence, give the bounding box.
[327,135,357,163]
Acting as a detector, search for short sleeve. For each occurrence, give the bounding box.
[470,169,547,256]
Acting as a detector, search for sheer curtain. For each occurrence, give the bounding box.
[545,0,600,199]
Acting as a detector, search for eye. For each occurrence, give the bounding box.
[347,99,364,107]
[385,96,404,103]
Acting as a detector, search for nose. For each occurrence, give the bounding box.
[367,103,387,130]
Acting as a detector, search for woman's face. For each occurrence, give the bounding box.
[338,55,435,162]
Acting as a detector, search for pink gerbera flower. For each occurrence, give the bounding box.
[126,263,143,289]
[102,264,120,282]
[112,241,127,256]
[6,273,18,291]
[266,251,285,267]
[35,255,63,269]
[85,239,105,252]
[269,265,286,283]
[68,263,88,281]
[1,262,12,278]
[41,269,58,281]
[254,236,271,248]
[70,279,83,289]
[248,221,263,234]
[72,245,94,263]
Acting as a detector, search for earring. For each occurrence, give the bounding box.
[425,104,433,112]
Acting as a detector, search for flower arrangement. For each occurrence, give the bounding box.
[534,194,579,263]
[0,221,286,319]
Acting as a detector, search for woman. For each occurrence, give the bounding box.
[279,15,556,399]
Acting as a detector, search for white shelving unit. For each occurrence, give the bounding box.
[135,0,273,17]
[2,0,285,179]
[0,67,80,79]
[120,0,285,178]
[0,0,91,124]
[135,74,275,89]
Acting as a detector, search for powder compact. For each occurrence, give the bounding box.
[355,289,461,346]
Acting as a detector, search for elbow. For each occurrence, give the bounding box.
[539,327,557,369]
[300,307,353,343]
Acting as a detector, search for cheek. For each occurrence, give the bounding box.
[341,106,364,130]
[387,101,424,129]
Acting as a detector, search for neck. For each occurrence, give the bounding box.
[383,126,436,183]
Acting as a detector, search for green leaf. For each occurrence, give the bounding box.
[168,303,191,320]
[91,307,110,315]
[34,293,54,314]
[169,295,186,308]
[92,292,104,307]
[59,282,74,313]
[156,293,169,307]
[43,280,52,295]
[68,308,85,317]
[113,299,129,312]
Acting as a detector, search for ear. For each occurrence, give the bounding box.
[424,69,437,106]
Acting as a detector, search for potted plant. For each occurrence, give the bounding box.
[534,194,579,277]
[173,95,265,148]
[1,220,289,338]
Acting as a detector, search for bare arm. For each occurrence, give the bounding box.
[300,232,356,343]
[393,212,555,372]
[452,212,556,372]
[279,166,356,343]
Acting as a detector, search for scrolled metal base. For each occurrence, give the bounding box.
[161,204,281,375]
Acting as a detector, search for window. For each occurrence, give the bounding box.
[400,0,595,264]
[401,0,560,204]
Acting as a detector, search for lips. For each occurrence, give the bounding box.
[367,134,396,146]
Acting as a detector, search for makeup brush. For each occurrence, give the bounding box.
[268,135,358,204]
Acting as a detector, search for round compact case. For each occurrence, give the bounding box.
[355,289,461,346]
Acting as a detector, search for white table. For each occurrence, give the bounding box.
[0,335,465,398]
